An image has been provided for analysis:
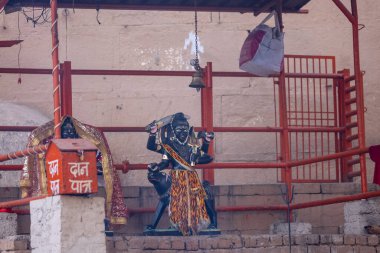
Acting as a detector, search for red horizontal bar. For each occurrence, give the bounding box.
[0,40,23,48]
[344,75,357,82]
[345,110,358,117]
[345,85,356,93]
[128,191,380,214]
[291,190,380,210]
[0,196,46,209]
[0,126,36,132]
[345,97,357,105]
[0,165,23,171]
[288,148,368,167]
[0,68,344,79]
[213,127,282,132]
[18,2,309,14]
[346,134,358,142]
[347,171,361,178]
[288,126,344,133]
[98,127,145,132]
[128,205,288,215]
[346,122,358,129]
[0,144,48,163]
[347,158,360,166]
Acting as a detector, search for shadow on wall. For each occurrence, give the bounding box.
[0,102,49,187]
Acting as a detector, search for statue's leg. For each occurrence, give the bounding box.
[147,195,170,229]
[203,180,218,229]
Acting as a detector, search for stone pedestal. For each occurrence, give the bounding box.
[270,222,312,235]
[344,198,380,234]
[0,213,17,238]
[30,195,106,253]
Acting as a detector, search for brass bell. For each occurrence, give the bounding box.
[189,70,205,91]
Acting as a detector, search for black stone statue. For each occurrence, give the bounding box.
[144,112,218,236]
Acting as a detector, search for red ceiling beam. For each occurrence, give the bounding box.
[331,0,356,24]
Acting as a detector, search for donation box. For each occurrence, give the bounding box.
[45,138,98,195]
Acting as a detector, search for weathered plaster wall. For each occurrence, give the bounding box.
[0,1,379,186]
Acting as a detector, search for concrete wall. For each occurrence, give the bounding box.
[0,1,379,186]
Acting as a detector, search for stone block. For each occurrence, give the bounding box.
[158,238,171,250]
[353,246,376,253]
[213,185,230,196]
[143,237,159,250]
[356,235,368,245]
[216,235,242,249]
[344,235,356,245]
[321,183,361,194]
[270,222,312,235]
[308,245,330,253]
[256,235,270,247]
[306,234,319,245]
[332,234,344,245]
[269,235,283,246]
[0,239,28,250]
[185,238,199,251]
[320,234,332,244]
[368,235,379,246]
[283,235,295,246]
[30,196,106,253]
[105,238,115,253]
[114,239,128,250]
[171,238,185,250]
[331,245,354,253]
[293,184,321,194]
[199,237,219,250]
[230,184,282,196]
[0,213,17,238]
[294,235,306,245]
[242,235,257,248]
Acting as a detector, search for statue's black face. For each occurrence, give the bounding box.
[173,121,189,143]
[61,123,77,139]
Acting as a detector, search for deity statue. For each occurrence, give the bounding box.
[20,116,128,227]
[145,112,217,235]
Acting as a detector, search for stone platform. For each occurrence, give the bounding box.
[2,234,380,253]
[2,183,380,236]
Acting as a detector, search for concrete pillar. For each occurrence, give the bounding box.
[344,198,380,234]
[30,195,106,253]
[0,213,17,238]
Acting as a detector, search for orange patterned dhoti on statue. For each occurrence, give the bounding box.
[169,169,210,235]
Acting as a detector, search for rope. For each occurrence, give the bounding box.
[4,144,48,162]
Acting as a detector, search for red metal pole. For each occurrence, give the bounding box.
[0,67,344,79]
[60,61,73,117]
[201,62,215,184]
[0,196,46,209]
[50,0,61,138]
[350,0,367,193]
[278,70,292,200]
[0,145,48,163]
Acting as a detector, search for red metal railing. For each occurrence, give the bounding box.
[281,55,340,183]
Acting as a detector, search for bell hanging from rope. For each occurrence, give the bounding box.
[189,68,205,91]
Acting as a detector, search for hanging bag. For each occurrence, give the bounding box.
[239,11,284,77]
